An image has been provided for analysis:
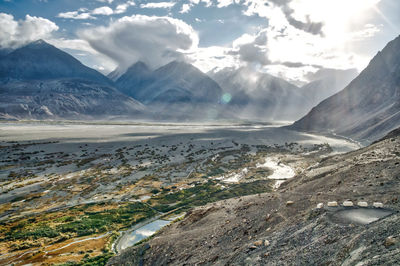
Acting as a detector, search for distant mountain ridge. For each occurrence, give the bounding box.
[210,67,311,120]
[115,60,224,120]
[0,40,110,85]
[0,40,146,120]
[290,35,400,143]
[116,60,222,105]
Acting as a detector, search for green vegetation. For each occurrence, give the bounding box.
[150,180,272,213]
[80,252,114,266]
[57,202,156,237]
[8,225,59,240]
[2,202,157,242]
[59,252,114,266]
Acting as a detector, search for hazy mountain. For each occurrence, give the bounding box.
[0,40,111,85]
[117,60,222,104]
[300,68,358,108]
[115,60,223,120]
[210,67,310,121]
[0,40,147,120]
[115,61,152,99]
[290,35,400,143]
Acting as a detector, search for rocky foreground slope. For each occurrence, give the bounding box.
[109,129,400,265]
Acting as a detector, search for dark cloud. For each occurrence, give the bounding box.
[270,0,324,35]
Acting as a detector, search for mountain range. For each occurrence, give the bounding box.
[209,67,358,121]
[0,40,145,120]
[1,36,400,143]
[211,67,308,121]
[290,34,400,143]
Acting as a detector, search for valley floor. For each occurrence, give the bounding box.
[109,127,400,266]
[0,121,360,265]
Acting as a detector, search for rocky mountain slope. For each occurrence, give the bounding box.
[108,128,400,265]
[0,79,146,120]
[211,67,310,121]
[290,35,400,143]
[0,40,146,120]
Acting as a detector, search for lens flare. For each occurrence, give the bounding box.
[221,93,232,104]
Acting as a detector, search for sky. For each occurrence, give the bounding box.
[0,0,399,85]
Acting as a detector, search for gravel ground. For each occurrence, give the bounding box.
[108,130,400,265]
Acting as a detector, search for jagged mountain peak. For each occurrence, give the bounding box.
[126,61,151,74]
[154,60,200,75]
[25,39,52,48]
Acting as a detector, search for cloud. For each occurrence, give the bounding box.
[216,0,234,8]
[240,0,382,78]
[180,4,191,13]
[58,10,96,20]
[190,0,212,7]
[229,29,270,66]
[115,1,136,14]
[243,0,323,35]
[188,46,236,73]
[47,38,117,73]
[97,0,114,3]
[79,15,199,71]
[140,2,176,9]
[179,0,214,13]
[0,13,58,49]
[92,6,114,16]
[58,1,136,19]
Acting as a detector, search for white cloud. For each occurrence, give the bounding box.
[216,0,234,8]
[0,13,59,49]
[179,0,214,14]
[92,6,114,16]
[180,4,191,13]
[240,0,382,80]
[97,0,114,3]
[140,2,176,9]
[115,1,136,14]
[58,1,136,19]
[79,15,199,71]
[58,10,95,20]
[187,46,237,73]
[190,0,212,7]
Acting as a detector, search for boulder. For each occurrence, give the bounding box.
[384,236,397,248]
[286,201,295,206]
